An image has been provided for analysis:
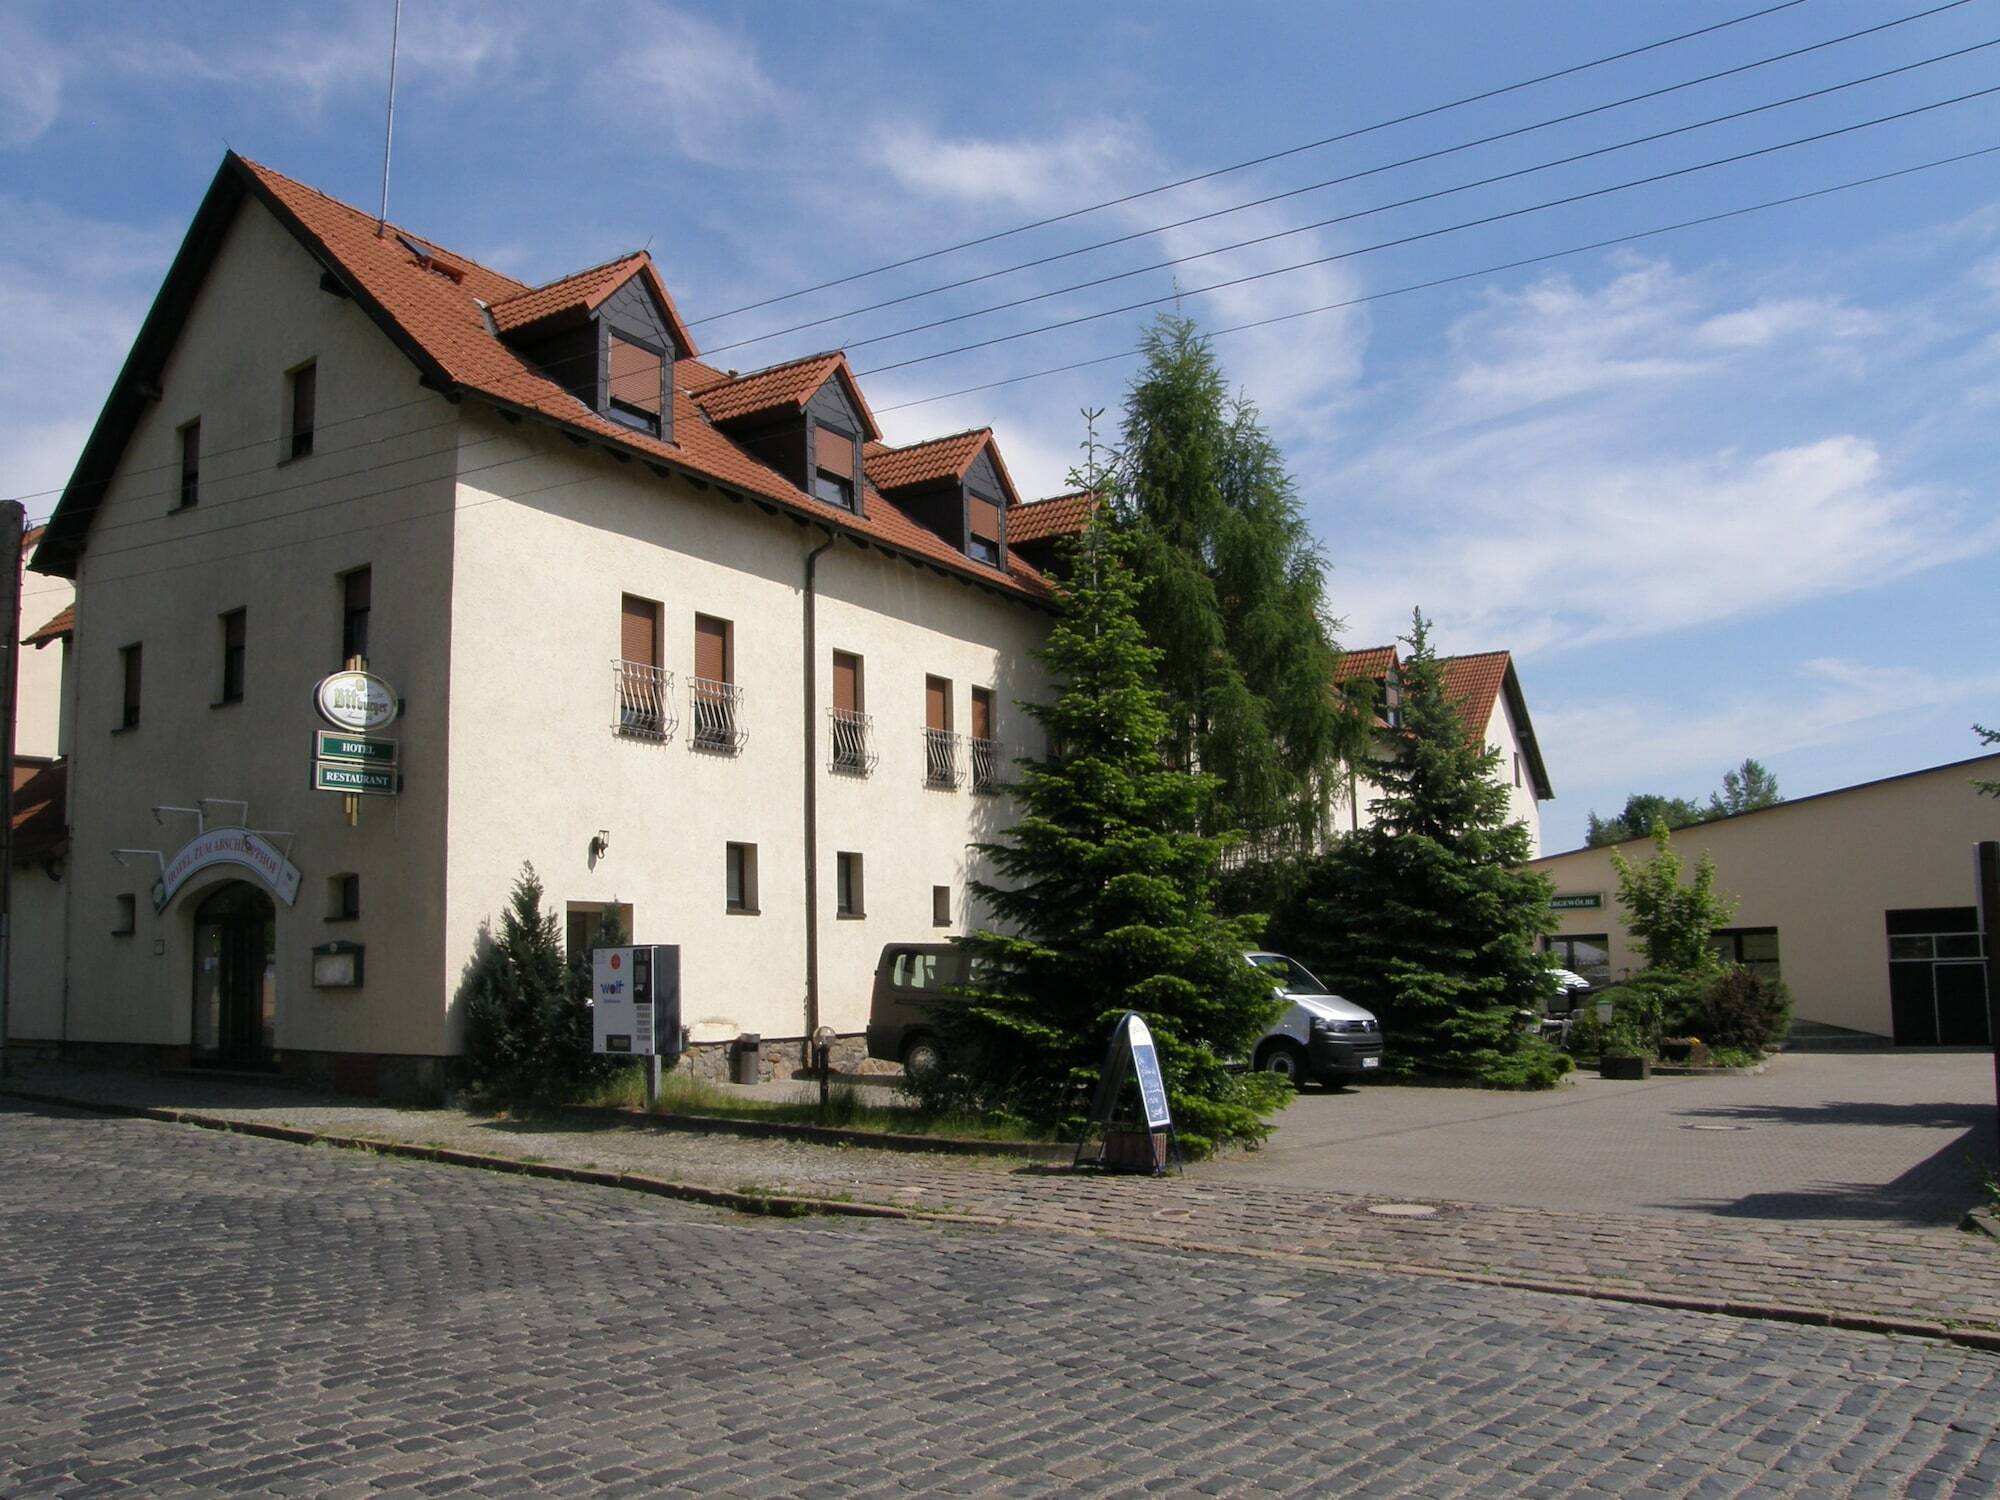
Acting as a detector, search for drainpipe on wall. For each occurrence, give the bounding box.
[801,526,837,1055]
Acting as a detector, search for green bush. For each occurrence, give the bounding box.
[461,863,612,1106]
[1699,966,1791,1053]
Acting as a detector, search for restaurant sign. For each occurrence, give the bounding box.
[152,827,302,912]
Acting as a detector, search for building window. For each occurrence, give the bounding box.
[924,674,959,788]
[836,851,864,918]
[326,873,360,921]
[118,643,142,729]
[287,361,317,460]
[616,593,672,740]
[1544,933,1611,988]
[219,609,246,705]
[1514,752,1522,789]
[829,649,872,773]
[112,893,136,935]
[1886,908,1987,1047]
[815,424,856,511]
[1708,927,1781,985]
[967,494,1001,566]
[607,333,663,433]
[177,420,200,509]
[726,843,759,913]
[691,613,743,752]
[969,685,997,792]
[932,885,951,927]
[341,567,371,663]
[566,902,633,964]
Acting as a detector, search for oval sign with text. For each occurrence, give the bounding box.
[313,670,401,732]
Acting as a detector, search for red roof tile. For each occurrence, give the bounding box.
[1435,652,1511,740]
[687,351,881,439]
[1007,490,1096,544]
[490,252,664,336]
[222,158,1042,604]
[865,429,992,491]
[1332,645,1398,683]
[25,604,73,647]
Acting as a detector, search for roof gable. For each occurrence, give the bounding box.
[490,253,696,356]
[865,428,1020,504]
[689,352,882,439]
[1006,490,1095,544]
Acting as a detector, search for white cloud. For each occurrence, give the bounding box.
[1693,297,1877,350]
[865,116,1149,213]
[611,6,793,167]
[1538,658,2000,789]
[0,11,62,149]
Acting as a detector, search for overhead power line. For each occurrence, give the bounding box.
[851,81,2000,379]
[791,39,2000,364]
[685,0,1823,327]
[871,143,2000,414]
[19,136,1989,611]
[703,0,1975,357]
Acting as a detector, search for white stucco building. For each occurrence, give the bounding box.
[15,154,1059,1096]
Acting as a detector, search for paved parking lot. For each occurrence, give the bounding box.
[4,1099,1998,1498]
[1235,1053,1997,1227]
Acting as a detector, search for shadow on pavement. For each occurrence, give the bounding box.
[1676,1099,1996,1130]
[1652,1122,1991,1227]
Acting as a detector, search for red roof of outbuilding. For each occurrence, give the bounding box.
[25,604,73,647]
[11,757,66,864]
[1007,490,1097,543]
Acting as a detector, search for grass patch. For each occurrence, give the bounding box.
[573,1064,1054,1144]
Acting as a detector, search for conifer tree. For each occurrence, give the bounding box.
[462,863,607,1104]
[1116,313,1358,843]
[950,517,1289,1153]
[1270,610,1564,1087]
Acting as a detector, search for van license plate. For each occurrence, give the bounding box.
[1361,1056,1380,1069]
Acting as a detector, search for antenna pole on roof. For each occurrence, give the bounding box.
[376,0,403,236]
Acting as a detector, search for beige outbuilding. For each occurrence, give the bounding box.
[1529,754,2000,1044]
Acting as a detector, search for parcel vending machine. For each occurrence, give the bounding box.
[590,945,682,1058]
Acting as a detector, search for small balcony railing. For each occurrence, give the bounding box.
[828,707,876,775]
[689,676,746,753]
[968,735,1001,793]
[613,660,676,743]
[924,727,962,789]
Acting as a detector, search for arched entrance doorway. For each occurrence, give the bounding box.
[191,880,277,1067]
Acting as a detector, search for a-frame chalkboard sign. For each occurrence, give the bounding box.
[1073,1011,1183,1176]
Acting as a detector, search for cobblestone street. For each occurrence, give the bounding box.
[4,1097,1998,1498]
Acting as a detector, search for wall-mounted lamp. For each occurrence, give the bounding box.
[589,830,611,861]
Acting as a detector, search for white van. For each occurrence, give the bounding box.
[1245,951,1385,1087]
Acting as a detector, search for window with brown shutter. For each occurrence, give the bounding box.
[608,334,663,421]
[621,594,660,666]
[925,675,951,731]
[970,686,993,741]
[967,495,1001,566]
[832,651,861,713]
[816,426,854,478]
[695,615,731,684]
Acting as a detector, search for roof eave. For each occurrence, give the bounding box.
[1502,661,1554,800]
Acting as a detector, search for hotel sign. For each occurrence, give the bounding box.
[315,731,398,766]
[1551,892,1603,911]
[313,670,401,732]
[153,828,302,912]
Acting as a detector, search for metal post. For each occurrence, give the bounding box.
[645,1052,661,1113]
[0,501,23,1079]
[1976,841,2000,1167]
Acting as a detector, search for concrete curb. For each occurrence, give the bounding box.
[9,1084,1997,1355]
[1964,1208,2000,1240]
[555,1102,1073,1162]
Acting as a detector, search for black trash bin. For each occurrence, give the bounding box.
[732,1033,761,1085]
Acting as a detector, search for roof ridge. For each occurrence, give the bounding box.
[876,425,992,453]
[492,249,650,303]
[687,348,843,393]
[1015,488,1092,509]
[235,155,528,293]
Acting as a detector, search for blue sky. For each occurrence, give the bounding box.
[4,0,1997,850]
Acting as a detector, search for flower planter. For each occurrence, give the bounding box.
[1599,1055,1651,1080]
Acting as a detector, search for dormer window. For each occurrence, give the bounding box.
[967,494,1002,567]
[607,332,665,434]
[814,423,859,512]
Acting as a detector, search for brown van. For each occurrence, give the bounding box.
[864,943,973,1079]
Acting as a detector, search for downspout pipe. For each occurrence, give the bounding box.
[801,526,837,1051]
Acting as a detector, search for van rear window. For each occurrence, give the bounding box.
[892,952,940,989]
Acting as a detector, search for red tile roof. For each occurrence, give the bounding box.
[1435,651,1511,739]
[25,604,73,647]
[1332,645,1398,683]
[185,158,1043,603]
[487,252,695,349]
[1007,490,1096,544]
[10,757,66,864]
[685,351,882,439]
[865,429,992,491]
